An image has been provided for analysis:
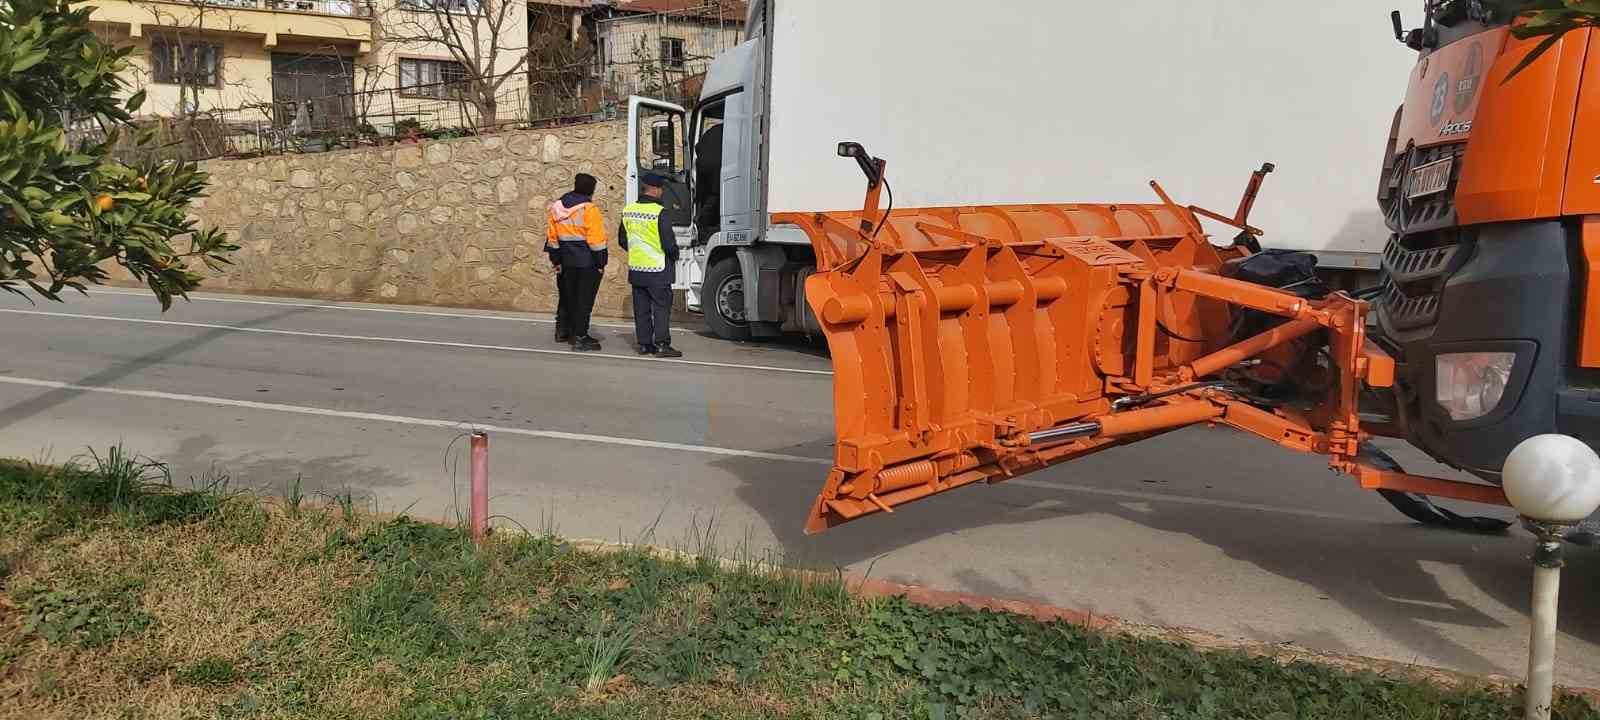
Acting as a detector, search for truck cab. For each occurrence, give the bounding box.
[627,0,820,341]
[1373,0,1600,494]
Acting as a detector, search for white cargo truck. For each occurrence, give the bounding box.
[627,0,1409,340]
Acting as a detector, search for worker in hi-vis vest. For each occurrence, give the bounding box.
[617,173,681,358]
[546,173,607,351]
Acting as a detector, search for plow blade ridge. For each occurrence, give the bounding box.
[773,203,1231,533]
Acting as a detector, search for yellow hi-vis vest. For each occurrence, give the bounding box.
[623,201,667,273]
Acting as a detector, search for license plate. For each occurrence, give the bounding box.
[1406,157,1453,200]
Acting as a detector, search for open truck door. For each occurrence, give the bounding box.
[626,96,700,302]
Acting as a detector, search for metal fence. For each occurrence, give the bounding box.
[81,2,748,162]
[194,0,371,16]
[189,71,592,159]
[593,2,744,108]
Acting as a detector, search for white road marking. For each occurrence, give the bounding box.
[85,288,649,330]
[0,373,1379,523]
[0,308,832,377]
[0,375,835,466]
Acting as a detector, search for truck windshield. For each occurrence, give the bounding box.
[1426,0,1505,25]
[1422,0,1509,49]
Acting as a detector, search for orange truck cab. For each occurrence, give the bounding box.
[1374,1,1600,518]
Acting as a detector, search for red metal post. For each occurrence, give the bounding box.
[470,431,489,543]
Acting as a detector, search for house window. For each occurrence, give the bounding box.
[659,37,685,69]
[398,58,469,99]
[150,38,221,88]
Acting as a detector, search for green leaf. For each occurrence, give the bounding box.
[124,89,145,112]
[4,197,32,227]
[110,191,150,202]
[0,89,22,120]
[9,48,47,73]
[1524,8,1580,28]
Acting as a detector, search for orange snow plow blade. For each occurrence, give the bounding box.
[780,174,1505,534]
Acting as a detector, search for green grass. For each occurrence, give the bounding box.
[0,454,1597,719]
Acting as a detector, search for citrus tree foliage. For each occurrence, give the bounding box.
[0,0,235,309]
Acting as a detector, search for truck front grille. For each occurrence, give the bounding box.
[1382,143,1466,235]
[1377,234,1468,331]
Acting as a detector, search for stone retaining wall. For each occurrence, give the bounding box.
[139,121,643,318]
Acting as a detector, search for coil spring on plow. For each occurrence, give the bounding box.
[779,175,1508,534]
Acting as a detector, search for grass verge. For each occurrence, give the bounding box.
[0,452,1596,719]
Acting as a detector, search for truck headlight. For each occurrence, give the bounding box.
[1435,352,1515,421]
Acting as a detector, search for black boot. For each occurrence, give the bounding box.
[572,336,602,352]
[654,343,683,359]
[637,344,657,355]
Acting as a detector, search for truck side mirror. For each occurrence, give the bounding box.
[1391,10,1426,50]
[651,119,675,167]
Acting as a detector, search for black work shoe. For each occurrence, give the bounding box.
[654,344,683,359]
[572,336,602,352]
[554,330,572,343]
[637,344,657,355]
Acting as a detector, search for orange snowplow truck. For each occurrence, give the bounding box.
[791,2,1600,539]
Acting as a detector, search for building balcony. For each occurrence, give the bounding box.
[81,0,375,52]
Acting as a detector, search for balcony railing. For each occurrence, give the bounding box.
[195,0,372,17]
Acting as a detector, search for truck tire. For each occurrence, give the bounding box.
[704,256,752,341]
[1361,443,1511,534]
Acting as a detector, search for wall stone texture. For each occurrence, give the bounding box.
[137,121,643,318]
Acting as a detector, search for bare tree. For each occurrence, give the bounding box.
[383,0,528,126]
[526,1,594,118]
[122,0,253,121]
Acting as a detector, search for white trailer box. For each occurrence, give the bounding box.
[764,1,1410,260]
[631,1,1412,338]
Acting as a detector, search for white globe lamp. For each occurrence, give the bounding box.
[1501,434,1600,720]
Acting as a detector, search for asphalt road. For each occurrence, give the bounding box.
[2,289,1597,689]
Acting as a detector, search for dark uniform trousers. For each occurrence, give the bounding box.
[560,264,603,340]
[554,269,569,336]
[632,285,672,346]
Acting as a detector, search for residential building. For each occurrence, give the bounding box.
[74,0,740,155]
[591,0,744,103]
[81,0,530,137]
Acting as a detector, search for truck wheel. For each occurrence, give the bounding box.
[1361,443,1511,533]
[705,256,752,341]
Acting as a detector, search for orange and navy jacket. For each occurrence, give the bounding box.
[546,192,608,269]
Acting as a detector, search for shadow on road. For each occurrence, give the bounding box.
[687,329,832,360]
[162,434,417,511]
[717,429,1600,678]
[0,305,311,432]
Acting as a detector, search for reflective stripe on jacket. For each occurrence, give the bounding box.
[546,199,606,251]
[622,202,667,273]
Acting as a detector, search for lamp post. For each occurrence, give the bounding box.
[1501,434,1600,720]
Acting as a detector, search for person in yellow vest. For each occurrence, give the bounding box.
[545,173,607,351]
[617,173,682,358]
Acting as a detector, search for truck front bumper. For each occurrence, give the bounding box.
[1376,220,1600,482]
